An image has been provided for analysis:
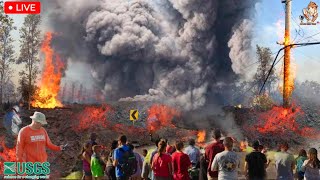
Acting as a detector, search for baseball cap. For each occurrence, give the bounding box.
[30,112,48,125]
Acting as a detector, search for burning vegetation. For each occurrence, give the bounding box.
[32,32,64,109]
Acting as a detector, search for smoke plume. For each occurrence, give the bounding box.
[228,19,255,79]
[42,0,257,110]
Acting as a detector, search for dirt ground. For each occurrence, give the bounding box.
[0,103,319,178]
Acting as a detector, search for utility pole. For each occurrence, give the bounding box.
[282,0,292,107]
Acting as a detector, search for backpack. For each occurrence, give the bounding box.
[119,147,137,176]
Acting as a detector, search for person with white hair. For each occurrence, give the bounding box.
[3,105,22,148]
[16,111,64,163]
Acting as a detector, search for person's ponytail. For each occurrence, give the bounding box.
[157,140,167,157]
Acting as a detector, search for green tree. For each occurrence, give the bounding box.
[17,15,41,109]
[254,45,278,94]
[0,2,16,109]
[18,75,38,104]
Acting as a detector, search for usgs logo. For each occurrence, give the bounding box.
[4,162,50,175]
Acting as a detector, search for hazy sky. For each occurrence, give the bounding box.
[3,0,320,89]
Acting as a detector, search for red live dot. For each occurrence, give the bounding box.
[4,1,41,14]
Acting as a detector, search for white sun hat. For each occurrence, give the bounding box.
[30,112,48,125]
[12,105,19,113]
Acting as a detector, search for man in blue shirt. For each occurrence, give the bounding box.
[113,135,130,180]
[184,138,201,167]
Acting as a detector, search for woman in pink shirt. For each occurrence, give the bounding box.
[81,141,92,180]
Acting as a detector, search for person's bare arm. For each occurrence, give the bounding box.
[82,152,91,164]
[244,162,248,176]
[113,159,118,167]
[211,155,218,172]
[291,155,295,171]
[265,159,271,168]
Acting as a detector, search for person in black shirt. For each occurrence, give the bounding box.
[244,141,269,180]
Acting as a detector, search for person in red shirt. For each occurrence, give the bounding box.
[172,141,191,180]
[16,112,64,163]
[205,129,224,180]
[151,139,173,180]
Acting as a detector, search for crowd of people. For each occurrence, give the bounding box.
[79,129,320,180]
[2,105,320,180]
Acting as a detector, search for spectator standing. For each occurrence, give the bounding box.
[142,139,160,180]
[166,139,176,155]
[274,142,295,180]
[143,149,148,158]
[16,112,63,162]
[295,149,308,180]
[184,138,201,167]
[211,137,239,180]
[113,135,132,180]
[172,141,191,180]
[211,137,240,180]
[141,150,152,180]
[81,142,93,180]
[3,106,22,148]
[205,129,224,180]
[244,141,269,180]
[91,145,106,180]
[301,148,320,180]
[141,149,147,162]
[199,153,208,180]
[106,140,118,180]
[151,140,173,180]
[128,143,143,180]
[90,133,98,146]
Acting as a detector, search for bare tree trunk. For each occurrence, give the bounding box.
[0,79,3,111]
[28,66,31,110]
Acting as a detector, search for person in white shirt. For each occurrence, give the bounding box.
[211,137,240,180]
[3,106,22,148]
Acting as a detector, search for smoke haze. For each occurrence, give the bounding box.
[42,0,258,110]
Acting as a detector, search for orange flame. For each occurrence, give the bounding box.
[0,138,16,174]
[32,32,64,108]
[197,130,206,143]
[147,104,180,132]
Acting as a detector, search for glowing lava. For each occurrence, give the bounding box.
[76,105,114,131]
[257,105,316,138]
[32,32,64,108]
[147,104,180,132]
[0,139,16,174]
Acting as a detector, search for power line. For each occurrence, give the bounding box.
[295,48,320,63]
[296,31,320,43]
[259,41,320,94]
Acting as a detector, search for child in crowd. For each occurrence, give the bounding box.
[105,140,118,180]
[91,145,106,180]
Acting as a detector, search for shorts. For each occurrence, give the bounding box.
[116,176,129,180]
[83,170,92,176]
